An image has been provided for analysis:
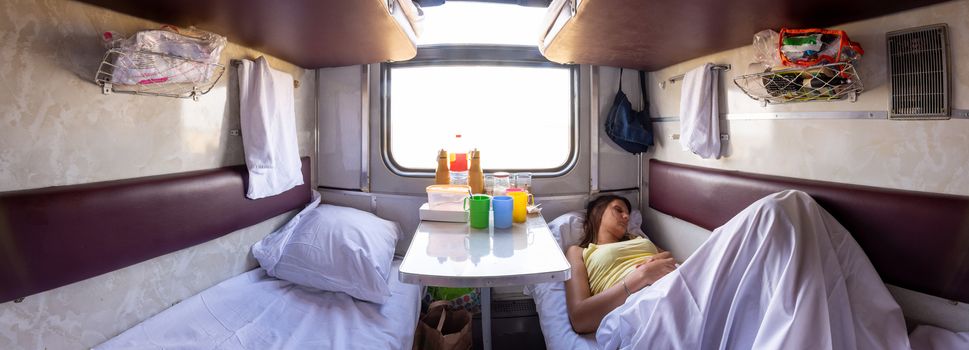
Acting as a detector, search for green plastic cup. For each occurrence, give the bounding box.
[464,194,491,229]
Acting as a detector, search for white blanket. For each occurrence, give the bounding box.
[597,190,909,349]
[97,259,421,350]
[679,63,721,159]
[910,325,969,350]
[237,57,303,199]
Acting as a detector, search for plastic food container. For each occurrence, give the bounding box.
[426,185,472,211]
[493,172,511,196]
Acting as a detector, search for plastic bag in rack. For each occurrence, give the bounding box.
[103,26,226,86]
[752,29,782,69]
[778,28,864,67]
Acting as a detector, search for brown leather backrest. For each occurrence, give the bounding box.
[0,158,311,303]
[648,159,969,304]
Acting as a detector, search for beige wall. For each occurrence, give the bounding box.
[0,0,316,348]
[645,0,969,197]
[0,0,317,192]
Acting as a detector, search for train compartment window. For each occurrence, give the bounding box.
[382,46,577,176]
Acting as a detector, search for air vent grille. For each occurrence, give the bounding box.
[887,24,949,120]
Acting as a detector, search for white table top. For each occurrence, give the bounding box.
[398,213,571,287]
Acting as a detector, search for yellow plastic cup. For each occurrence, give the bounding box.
[508,191,534,223]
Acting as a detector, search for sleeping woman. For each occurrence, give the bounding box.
[563,191,910,349]
[563,195,676,334]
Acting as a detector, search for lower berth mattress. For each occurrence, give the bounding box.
[98,259,420,350]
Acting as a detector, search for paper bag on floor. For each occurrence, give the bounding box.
[413,301,472,350]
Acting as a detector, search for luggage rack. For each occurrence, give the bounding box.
[95,48,226,101]
[733,62,863,106]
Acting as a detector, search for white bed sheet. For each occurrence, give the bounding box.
[98,259,420,350]
[910,325,969,350]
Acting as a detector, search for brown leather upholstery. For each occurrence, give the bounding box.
[648,159,969,304]
[0,158,311,303]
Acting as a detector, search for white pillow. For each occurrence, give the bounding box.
[252,204,400,303]
[546,210,586,252]
[545,210,648,252]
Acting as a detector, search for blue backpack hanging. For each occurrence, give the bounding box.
[605,69,654,154]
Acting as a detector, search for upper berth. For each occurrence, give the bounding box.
[538,0,952,70]
[78,0,423,68]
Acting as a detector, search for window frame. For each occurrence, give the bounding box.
[380,45,579,178]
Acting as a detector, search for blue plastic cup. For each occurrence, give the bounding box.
[492,196,514,229]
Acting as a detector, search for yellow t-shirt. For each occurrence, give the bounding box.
[583,237,658,295]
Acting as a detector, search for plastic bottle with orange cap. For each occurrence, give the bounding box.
[448,134,469,186]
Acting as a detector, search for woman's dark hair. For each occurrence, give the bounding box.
[579,195,631,248]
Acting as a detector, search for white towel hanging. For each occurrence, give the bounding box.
[237,57,303,199]
[679,63,722,159]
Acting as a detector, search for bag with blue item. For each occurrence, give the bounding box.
[605,69,654,154]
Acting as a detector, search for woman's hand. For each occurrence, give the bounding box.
[627,251,677,292]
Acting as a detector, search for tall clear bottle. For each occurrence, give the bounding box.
[468,149,484,194]
[449,134,469,185]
